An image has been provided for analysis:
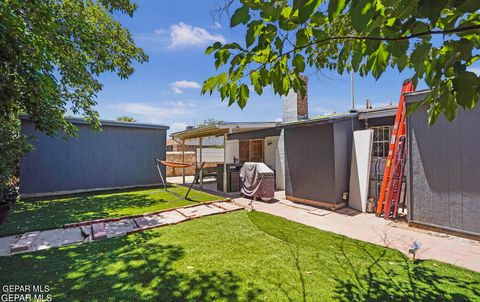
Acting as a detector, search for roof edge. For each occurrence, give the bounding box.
[20,115,169,130]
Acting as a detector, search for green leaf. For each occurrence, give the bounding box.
[231,6,250,27]
[367,43,390,79]
[214,49,231,69]
[350,0,375,33]
[427,101,442,125]
[296,29,309,48]
[295,0,322,23]
[238,84,250,108]
[293,54,306,72]
[453,71,479,109]
[229,83,238,106]
[246,21,263,48]
[417,0,448,23]
[456,0,480,13]
[328,0,348,21]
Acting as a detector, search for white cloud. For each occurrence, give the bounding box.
[169,122,189,133]
[168,22,226,49]
[109,103,190,123]
[315,107,335,116]
[275,117,283,122]
[467,67,480,76]
[169,80,201,94]
[211,22,222,29]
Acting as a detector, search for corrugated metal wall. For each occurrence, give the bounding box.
[20,119,167,196]
[407,98,480,235]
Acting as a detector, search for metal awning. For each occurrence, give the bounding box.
[227,126,282,140]
[170,122,279,140]
[358,105,398,120]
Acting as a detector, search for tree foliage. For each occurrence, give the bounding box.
[197,118,224,127]
[116,116,137,122]
[0,0,147,190]
[202,0,480,124]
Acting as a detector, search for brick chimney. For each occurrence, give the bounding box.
[282,75,308,122]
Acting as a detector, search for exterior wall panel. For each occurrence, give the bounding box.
[407,95,480,235]
[20,119,167,196]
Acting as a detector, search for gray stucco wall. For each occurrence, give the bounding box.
[406,94,480,235]
[284,118,355,205]
[20,119,168,196]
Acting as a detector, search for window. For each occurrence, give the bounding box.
[239,139,264,163]
[372,126,392,158]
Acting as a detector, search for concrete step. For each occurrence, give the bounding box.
[10,231,40,253]
[91,223,107,240]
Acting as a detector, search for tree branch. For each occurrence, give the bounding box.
[293,24,480,54]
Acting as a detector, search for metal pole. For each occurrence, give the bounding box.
[182,139,185,185]
[199,137,203,188]
[351,69,355,111]
[223,133,228,193]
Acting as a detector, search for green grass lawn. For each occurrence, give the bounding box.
[0,211,477,301]
[0,185,221,236]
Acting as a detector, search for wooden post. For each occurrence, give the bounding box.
[199,137,203,188]
[182,139,185,185]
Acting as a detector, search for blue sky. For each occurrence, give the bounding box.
[95,0,424,133]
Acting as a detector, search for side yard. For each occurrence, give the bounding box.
[0,211,478,301]
[0,186,221,236]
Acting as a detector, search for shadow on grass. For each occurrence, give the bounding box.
[13,232,263,301]
[246,211,479,302]
[0,186,219,236]
[332,238,480,302]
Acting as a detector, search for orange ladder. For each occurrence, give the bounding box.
[376,79,415,217]
[384,135,407,219]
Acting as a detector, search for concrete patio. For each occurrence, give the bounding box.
[233,191,480,272]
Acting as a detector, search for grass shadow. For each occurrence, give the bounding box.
[332,238,480,302]
[3,231,263,301]
[0,186,221,236]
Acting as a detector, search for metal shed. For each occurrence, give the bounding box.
[20,117,169,197]
[405,90,480,237]
[282,113,359,209]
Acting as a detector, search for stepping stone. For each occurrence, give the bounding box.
[134,217,156,229]
[10,231,40,253]
[33,228,86,251]
[0,236,21,256]
[92,223,107,240]
[176,204,224,218]
[213,201,242,211]
[160,211,189,224]
[105,219,136,237]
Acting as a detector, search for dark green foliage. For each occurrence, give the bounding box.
[116,116,137,122]
[0,0,147,189]
[203,0,480,123]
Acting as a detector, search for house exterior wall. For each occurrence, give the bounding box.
[333,119,354,201]
[284,119,356,208]
[20,119,167,197]
[225,139,240,163]
[406,95,480,235]
[284,123,337,205]
[263,136,278,169]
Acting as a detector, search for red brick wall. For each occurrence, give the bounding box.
[297,75,308,119]
[165,151,221,177]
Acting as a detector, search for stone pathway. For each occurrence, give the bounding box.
[0,201,243,256]
[234,191,480,272]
